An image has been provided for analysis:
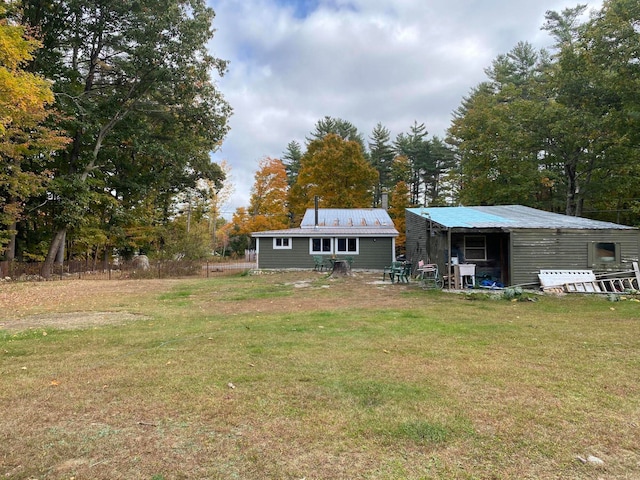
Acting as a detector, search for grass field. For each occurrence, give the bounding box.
[1,271,639,479]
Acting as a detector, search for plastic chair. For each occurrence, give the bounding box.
[313,256,325,271]
[420,263,443,289]
[383,261,402,281]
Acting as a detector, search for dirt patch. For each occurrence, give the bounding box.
[0,311,149,332]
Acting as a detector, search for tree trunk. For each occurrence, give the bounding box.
[5,221,16,262]
[42,228,66,279]
[330,259,352,276]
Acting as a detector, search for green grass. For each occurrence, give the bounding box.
[1,272,639,479]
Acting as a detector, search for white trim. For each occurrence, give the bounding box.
[335,237,359,255]
[309,237,333,254]
[273,237,292,250]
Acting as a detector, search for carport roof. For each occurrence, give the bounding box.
[407,205,637,230]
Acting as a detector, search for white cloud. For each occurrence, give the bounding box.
[208,0,603,217]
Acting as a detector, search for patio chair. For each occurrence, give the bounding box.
[383,261,402,281]
[419,262,443,289]
[393,262,412,283]
[313,256,325,271]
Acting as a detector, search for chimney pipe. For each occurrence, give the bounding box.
[314,195,319,227]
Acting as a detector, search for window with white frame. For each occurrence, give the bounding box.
[273,237,291,249]
[310,238,332,254]
[464,235,486,261]
[336,237,358,254]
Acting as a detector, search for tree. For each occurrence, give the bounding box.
[282,140,303,186]
[291,134,378,215]
[579,0,640,223]
[394,122,430,205]
[21,0,231,276]
[368,123,395,206]
[388,181,410,255]
[0,3,68,259]
[203,160,234,254]
[247,157,289,231]
[306,116,366,153]
[426,137,457,205]
[447,38,596,213]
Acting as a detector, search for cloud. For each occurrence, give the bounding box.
[208,0,603,217]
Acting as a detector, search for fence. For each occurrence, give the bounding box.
[0,257,258,282]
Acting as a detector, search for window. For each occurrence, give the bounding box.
[336,237,358,254]
[310,238,332,253]
[273,237,291,250]
[589,241,621,267]
[464,236,486,261]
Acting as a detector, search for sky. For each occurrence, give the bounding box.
[207,0,602,218]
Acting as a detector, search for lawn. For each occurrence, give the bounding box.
[1,271,639,479]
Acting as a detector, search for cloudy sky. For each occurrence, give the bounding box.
[207,0,602,217]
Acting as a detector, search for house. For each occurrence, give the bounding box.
[252,208,398,270]
[406,205,640,287]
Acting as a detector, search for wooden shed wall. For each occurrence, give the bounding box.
[510,229,640,286]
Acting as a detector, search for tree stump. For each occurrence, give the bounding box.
[331,259,351,276]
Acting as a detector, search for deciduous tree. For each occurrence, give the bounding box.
[0,3,68,258]
[21,0,231,275]
[291,134,378,214]
[247,157,289,231]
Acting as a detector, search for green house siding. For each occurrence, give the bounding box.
[256,237,314,269]
[256,236,394,270]
[353,238,395,269]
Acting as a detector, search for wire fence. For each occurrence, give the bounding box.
[0,257,258,282]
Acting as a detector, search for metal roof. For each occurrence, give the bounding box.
[252,227,398,237]
[300,208,394,228]
[407,205,637,230]
[252,208,398,237]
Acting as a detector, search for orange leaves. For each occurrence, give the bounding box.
[295,134,378,210]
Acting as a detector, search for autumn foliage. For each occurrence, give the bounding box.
[0,6,68,255]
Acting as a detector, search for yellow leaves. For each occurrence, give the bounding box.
[0,18,39,69]
[295,134,377,209]
[0,19,55,136]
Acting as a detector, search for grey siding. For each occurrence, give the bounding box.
[511,229,640,285]
[257,236,395,270]
[406,209,640,287]
[405,211,426,262]
[405,210,449,272]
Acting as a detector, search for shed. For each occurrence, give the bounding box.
[252,208,398,270]
[405,205,640,287]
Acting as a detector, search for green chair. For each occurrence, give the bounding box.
[313,256,325,271]
[394,262,412,283]
[384,261,402,281]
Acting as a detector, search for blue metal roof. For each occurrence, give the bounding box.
[406,205,637,230]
